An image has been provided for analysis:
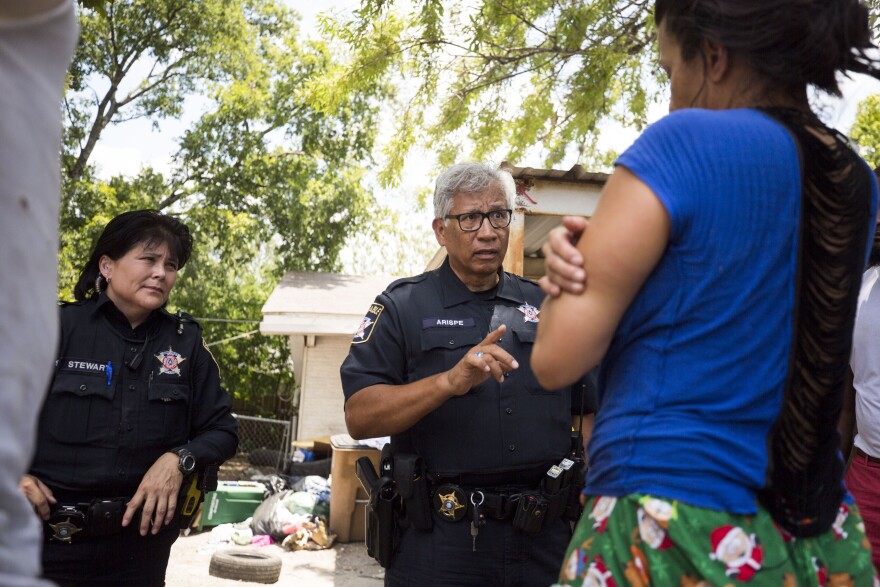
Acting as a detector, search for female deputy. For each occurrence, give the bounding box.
[532,0,880,584]
[20,210,238,586]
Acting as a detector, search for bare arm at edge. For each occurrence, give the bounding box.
[531,166,671,389]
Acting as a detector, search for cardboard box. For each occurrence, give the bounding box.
[292,436,332,460]
[329,435,380,543]
[197,481,266,531]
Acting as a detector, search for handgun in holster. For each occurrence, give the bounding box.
[355,446,401,568]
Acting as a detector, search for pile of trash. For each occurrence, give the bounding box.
[251,475,335,551]
[199,475,335,553]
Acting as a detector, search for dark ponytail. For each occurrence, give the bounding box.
[655,0,880,96]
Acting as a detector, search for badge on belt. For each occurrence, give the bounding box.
[433,484,468,521]
[48,506,85,543]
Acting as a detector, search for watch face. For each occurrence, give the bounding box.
[179,452,196,474]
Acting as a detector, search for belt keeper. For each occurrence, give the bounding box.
[480,491,511,520]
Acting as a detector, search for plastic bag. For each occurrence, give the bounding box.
[250,490,298,539]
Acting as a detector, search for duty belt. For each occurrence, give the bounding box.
[44,497,130,544]
[436,484,524,521]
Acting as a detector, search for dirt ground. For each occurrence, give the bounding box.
[165,529,384,586]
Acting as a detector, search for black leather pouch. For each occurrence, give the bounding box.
[87,498,126,536]
[394,454,432,531]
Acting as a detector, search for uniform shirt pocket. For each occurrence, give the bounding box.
[46,373,116,446]
[510,327,558,395]
[144,381,190,446]
[418,327,482,375]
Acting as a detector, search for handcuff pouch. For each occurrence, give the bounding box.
[512,491,548,533]
[87,498,127,536]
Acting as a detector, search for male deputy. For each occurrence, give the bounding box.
[341,162,597,586]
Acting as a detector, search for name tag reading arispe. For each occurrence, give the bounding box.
[422,318,476,328]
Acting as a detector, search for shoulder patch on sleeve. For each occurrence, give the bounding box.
[353,302,384,344]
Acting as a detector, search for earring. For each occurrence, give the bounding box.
[95,275,103,295]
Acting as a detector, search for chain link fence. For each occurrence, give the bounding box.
[219,413,294,480]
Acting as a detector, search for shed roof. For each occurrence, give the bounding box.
[501,162,610,186]
[260,272,402,336]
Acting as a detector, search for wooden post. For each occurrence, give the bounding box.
[504,209,525,276]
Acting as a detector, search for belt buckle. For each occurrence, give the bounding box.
[433,484,468,522]
[48,506,86,543]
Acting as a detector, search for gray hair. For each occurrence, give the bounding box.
[432,163,516,219]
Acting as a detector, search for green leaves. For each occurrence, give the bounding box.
[852,94,880,170]
[315,0,658,184]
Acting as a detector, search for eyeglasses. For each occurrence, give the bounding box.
[444,209,513,232]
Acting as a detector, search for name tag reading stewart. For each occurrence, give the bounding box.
[58,358,108,375]
[422,318,476,328]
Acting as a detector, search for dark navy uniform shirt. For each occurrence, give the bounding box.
[30,294,238,500]
[341,259,597,476]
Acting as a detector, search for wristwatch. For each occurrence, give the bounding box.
[173,448,197,475]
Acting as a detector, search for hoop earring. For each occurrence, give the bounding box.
[95,275,103,295]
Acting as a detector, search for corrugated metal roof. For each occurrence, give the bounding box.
[501,162,609,185]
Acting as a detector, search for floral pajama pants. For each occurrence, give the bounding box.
[553,494,877,586]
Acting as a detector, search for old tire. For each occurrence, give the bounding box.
[209,549,282,584]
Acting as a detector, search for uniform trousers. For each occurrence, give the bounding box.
[386,510,571,586]
[42,520,179,587]
[846,449,880,573]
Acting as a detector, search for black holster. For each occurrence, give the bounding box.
[355,445,402,568]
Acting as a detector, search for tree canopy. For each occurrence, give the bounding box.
[311,0,880,185]
[310,0,659,184]
[61,0,389,415]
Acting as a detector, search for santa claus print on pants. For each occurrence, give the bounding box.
[708,525,764,581]
[589,497,617,533]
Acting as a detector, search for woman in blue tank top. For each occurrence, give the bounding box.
[532,0,880,584]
